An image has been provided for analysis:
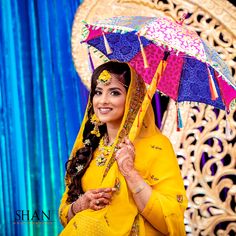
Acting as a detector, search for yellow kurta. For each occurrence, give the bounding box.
[59,132,187,235]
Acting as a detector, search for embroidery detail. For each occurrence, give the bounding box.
[104,214,110,226]
[96,155,107,166]
[114,177,121,192]
[151,145,162,150]
[129,214,139,236]
[73,222,78,229]
[177,194,183,203]
[142,122,148,128]
[150,175,159,181]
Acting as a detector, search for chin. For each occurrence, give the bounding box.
[99,117,113,123]
[98,116,122,125]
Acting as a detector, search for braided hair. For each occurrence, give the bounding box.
[65,61,131,203]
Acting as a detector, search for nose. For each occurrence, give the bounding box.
[99,93,109,104]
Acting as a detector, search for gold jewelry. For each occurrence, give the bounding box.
[71,195,84,215]
[71,202,77,216]
[90,113,103,137]
[96,134,115,166]
[98,70,112,85]
[131,182,146,194]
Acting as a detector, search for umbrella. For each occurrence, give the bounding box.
[81,15,236,137]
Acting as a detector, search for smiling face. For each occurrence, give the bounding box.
[92,74,127,128]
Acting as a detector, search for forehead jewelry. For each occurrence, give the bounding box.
[98,70,112,85]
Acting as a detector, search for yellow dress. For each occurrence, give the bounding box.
[59,64,188,236]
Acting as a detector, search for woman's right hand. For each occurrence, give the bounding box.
[74,187,116,212]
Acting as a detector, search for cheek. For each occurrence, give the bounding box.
[92,97,97,106]
[117,97,126,113]
[92,97,98,111]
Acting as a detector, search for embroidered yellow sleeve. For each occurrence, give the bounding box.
[140,134,188,236]
[58,187,70,227]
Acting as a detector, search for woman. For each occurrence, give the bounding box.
[59,61,188,235]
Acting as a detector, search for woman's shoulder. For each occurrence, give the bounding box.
[134,132,176,177]
[135,131,173,150]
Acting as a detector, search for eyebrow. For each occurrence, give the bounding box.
[95,87,124,92]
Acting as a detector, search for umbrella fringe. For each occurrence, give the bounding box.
[225,110,231,139]
[102,32,112,55]
[137,34,149,68]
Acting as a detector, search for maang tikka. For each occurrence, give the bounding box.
[90,113,103,137]
[98,70,112,85]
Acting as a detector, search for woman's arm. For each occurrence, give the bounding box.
[115,137,187,235]
[124,169,168,234]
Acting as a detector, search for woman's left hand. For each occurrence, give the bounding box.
[115,137,135,176]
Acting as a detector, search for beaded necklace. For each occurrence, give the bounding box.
[96,134,115,166]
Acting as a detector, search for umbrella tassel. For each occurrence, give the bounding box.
[176,104,183,131]
[225,111,231,139]
[87,46,95,72]
[207,67,218,100]
[102,32,112,55]
[137,34,149,68]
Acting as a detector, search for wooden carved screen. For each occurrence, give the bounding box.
[71,0,236,235]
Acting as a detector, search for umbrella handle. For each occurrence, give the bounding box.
[128,59,168,142]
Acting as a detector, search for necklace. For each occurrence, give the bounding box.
[96,134,114,166]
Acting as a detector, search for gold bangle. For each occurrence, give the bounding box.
[131,182,146,194]
[71,202,77,216]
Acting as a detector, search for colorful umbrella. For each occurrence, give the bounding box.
[81,15,236,136]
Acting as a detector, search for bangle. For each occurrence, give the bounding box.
[71,202,77,216]
[131,182,146,194]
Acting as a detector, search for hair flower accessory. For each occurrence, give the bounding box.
[98,70,112,85]
[76,164,84,173]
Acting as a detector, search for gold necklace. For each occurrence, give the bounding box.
[96,134,114,166]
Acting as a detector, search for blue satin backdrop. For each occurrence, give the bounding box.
[0,0,87,235]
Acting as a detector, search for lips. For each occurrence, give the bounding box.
[98,107,112,114]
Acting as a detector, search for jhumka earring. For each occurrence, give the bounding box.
[90,113,103,137]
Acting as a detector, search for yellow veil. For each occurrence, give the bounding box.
[59,63,187,236]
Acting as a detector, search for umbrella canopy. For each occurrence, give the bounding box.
[81,15,236,112]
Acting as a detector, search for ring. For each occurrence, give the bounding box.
[127,146,135,153]
[96,200,100,205]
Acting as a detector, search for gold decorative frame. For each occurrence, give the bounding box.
[71,0,236,235]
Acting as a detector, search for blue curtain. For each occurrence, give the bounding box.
[0,0,88,235]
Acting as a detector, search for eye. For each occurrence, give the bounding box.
[111,90,121,96]
[94,90,102,95]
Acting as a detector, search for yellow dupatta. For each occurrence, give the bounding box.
[59,63,188,236]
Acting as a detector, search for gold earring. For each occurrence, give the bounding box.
[90,114,103,137]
